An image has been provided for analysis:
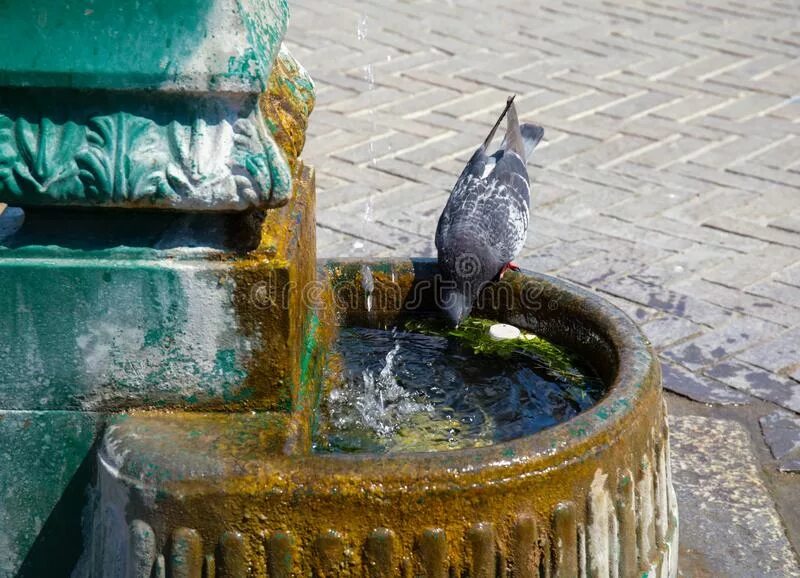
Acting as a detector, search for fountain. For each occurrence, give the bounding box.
[0,2,677,576]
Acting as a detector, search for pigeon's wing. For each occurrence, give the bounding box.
[481,150,530,264]
[437,149,530,267]
[436,147,488,251]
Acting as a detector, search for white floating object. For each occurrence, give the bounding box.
[489,323,521,341]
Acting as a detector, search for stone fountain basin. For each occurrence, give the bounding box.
[89,259,678,578]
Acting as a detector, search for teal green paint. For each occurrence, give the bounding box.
[235,0,290,92]
[299,313,321,391]
[0,248,254,410]
[144,329,163,348]
[215,350,240,375]
[0,411,102,577]
[297,312,321,411]
[0,0,288,92]
[225,49,262,84]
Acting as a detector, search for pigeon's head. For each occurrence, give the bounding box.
[437,241,499,326]
[440,287,472,327]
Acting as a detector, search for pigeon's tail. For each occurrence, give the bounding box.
[503,99,526,159]
[519,123,545,160]
[482,95,516,150]
[500,123,544,162]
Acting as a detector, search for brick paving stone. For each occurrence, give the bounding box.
[661,188,755,224]
[733,327,800,375]
[557,242,664,286]
[771,215,800,235]
[706,360,800,414]
[704,216,800,250]
[517,241,606,274]
[602,186,696,220]
[331,131,420,165]
[640,315,705,350]
[637,246,736,287]
[572,214,696,252]
[760,410,800,472]
[670,277,800,328]
[701,245,800,288]
[661,361,752,405]
[597,276,734,327]
[663,315,782,371]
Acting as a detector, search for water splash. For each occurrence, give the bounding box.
[329,339,432,438]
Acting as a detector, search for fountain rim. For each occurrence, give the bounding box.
[306,258,659,474]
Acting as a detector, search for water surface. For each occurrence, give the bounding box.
[316,323,605,454]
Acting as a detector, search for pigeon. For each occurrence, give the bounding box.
[435,96,544,326]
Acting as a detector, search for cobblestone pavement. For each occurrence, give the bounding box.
[285,0,800,573]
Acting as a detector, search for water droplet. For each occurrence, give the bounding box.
[357,15,368,40]
[364,198,374,222]
[363,63,374,86]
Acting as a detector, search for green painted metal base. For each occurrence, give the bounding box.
[0,411,102,577]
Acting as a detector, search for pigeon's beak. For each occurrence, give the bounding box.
[441,289,471,327]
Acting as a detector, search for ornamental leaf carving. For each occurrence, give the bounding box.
[0,108,294,210]
[76,114,170,203]
[0,117,16,196]
[0,118,84,201]
[165,119,236,203]
[232,117,292,207]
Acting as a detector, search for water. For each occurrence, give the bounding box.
[353,13,377,254]
[316,324,606,454]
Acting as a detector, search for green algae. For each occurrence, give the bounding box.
[404,317,589,387]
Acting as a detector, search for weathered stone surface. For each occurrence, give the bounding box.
[760,410,800,472]
[289,2,800,571]
[639,315,704,350]
[0,79,295,212]
[0,167,320,412]
[669,415,799,576]
[734,327,800,374]
[84,267,678,575]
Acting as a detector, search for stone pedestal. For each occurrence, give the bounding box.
[0,2,320,573]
